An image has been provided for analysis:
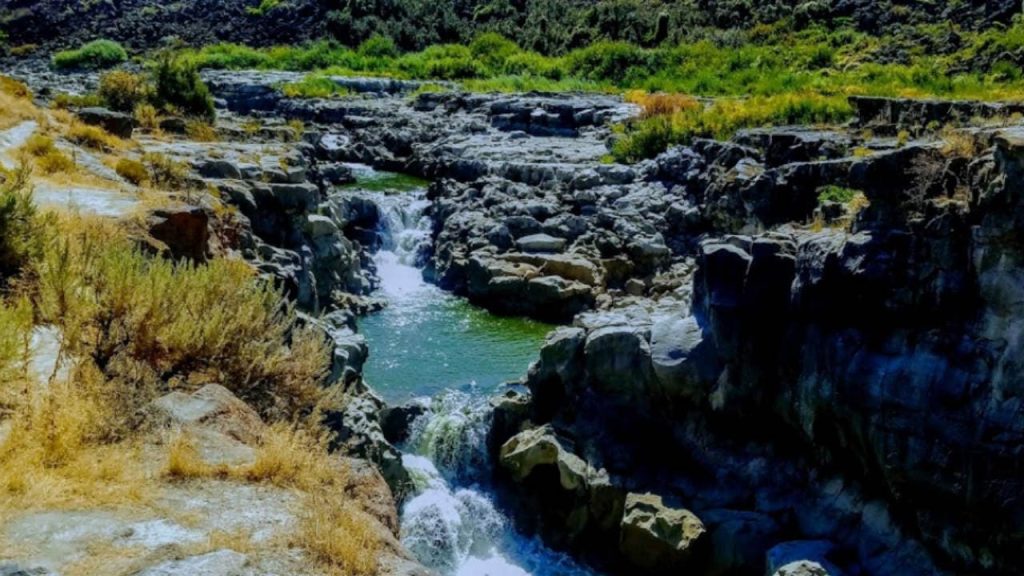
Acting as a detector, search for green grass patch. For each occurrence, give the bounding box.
[281,75,351,99]
[52,39,127,70]
[817,185,860,204]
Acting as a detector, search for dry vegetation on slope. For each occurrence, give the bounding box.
[0,78,391,575]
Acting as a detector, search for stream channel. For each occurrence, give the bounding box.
[349,166,597,576]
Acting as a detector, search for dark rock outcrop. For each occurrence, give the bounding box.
[76,107,133,139]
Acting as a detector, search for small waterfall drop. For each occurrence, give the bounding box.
[352,169,595,576]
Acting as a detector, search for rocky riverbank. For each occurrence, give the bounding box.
[7,65,1024,575]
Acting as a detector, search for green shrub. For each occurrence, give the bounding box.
[566,41,653,84]
[470,32,519,70]
[35,225,331,421]
[817,185,859,204]
[503,52,565,80]
[52,39,128,70]
[184,43,270,70]
[281,75,351,99]
[612,93,854,163]
[98,70,149,113]
[0,167,47,281]
[150,55,215,120]
[246,0,282,16]
[358,35,399,59]
[0,297,32,391]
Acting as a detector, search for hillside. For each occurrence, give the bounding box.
[0,0,1019,54]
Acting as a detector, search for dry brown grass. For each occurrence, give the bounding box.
[0,362,156,516]
[34,217,332,421]
[66,121,128,152]
[0,76,40,130]
[133,104,161,133]
[185,120,218,142]
[114,157,149,186]
[298,493,381,576]
[19,134,75,175]
[163,432,225,480]
[243,423,340,489]
[940,127,979,158]
[625,90,700,119]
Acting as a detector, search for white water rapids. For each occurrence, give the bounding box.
[354,178,596,576]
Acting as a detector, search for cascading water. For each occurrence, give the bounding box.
[351,168,596,576]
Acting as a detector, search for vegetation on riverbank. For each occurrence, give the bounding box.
[0,84,384,574]
[145,21,1024,160]
[52,39,128,70]
[31,13,1024,162]
[175,21,1024,101]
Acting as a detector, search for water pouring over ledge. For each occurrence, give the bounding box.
[348,167,597,576]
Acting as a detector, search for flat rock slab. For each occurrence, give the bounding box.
[0,121,37,169]
[34,184,139,217]
[136,550,249,576]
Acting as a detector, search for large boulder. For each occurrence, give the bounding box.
[145,206,211,262]
[76,107,133,139]
[499,425,625,545]
[583,323,654,403]
[150,384,266,468]
[766,541,842,576]
[619,493,706,573]
[150,384,265,445]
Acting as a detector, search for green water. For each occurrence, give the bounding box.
[344,166,552,403]
[358,251,553,404]
[339,165,429,192]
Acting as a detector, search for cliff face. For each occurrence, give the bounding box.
[490,125,1024,574]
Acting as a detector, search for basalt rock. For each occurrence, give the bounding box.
[498,425,625,550]
[76,107,133,139]
[144,206,211,262]
[492,127,1024,575]
[618,493,706,573]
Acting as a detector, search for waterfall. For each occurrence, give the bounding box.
[354,170,596,576]
[405,391,492,485]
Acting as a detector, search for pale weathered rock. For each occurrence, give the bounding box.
[151,384,266,445]
[619,493,706,571]
[499,425,591,489]
[772,560,833,576]
[517,233,567,253]
[135,550,248,576]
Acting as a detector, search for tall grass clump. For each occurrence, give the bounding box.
[612,92,853,162]
[34,220,331,421]
[0,75,40,130]
[52,39,128,70]
[300,493,381,576]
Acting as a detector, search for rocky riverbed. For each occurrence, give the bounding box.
[7,65,1024,576]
